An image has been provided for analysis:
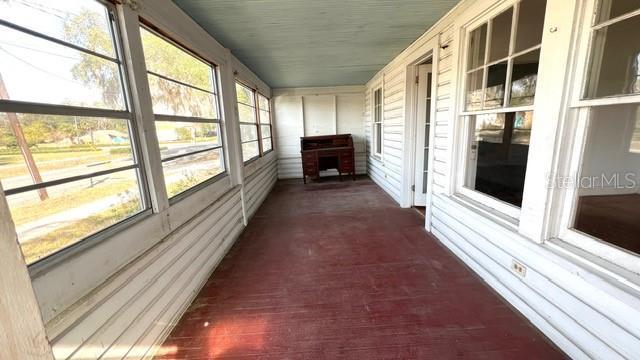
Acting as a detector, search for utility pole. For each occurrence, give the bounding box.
[0,73,48,200]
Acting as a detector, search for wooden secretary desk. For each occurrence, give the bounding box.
[300,134,355,183]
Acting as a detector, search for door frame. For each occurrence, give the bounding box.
[401,38,439,230]
[413,63,433,207]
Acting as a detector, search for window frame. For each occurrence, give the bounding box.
[139,25,227,203]
[372,87,383,158]
[554,0,640,273]
[455,0,544,220]
[257,92,274,155]
[0,0,152,268]
[236,80,263,164]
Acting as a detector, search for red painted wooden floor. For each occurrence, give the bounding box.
[155,178,565,359]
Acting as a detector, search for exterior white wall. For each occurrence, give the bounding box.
[273,86,366,179]
[3,1,280,358]
[363,0,640,358]
[365,72,406,203]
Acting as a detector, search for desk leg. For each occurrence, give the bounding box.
[352,171,356,181]
[303,175,306,184]
[338,171,342,181]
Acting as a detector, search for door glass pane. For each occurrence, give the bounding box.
[0,0,116,58]
[632,116,640,153]
[485,61,508,109]
[375,123,382,154]
[424,123,431,147]
[423,147,429,193]
[514,0,547,52]
[585,14,640,98]
[0,25,125,109]
[467,24,487,70]
[572,104,640,254]
[465,111,532,207]
[595,0,640,24]
[155,121,220,159]
[0,114,134,191]
[466,69,484,111]
[8,168,143,264]
[489,8,514,63]
[509,49,540,106]
[163,148,224,198]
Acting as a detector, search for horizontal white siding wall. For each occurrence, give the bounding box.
[431,194,640,359]
[364,0,640,357]
[273,87,366,179]
[432,25,454,195]
[364,71,405,204]
[244,155,278,220]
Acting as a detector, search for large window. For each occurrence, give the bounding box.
[237,82,272,162]
[140,28,225,199]
[258,93,273,153]
[373,88,383,157]
[461,0,546,211]
[0,0,148,264]
[559,1,640,262]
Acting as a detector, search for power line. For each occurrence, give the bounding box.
[0,45,124,98]
[0,40,83,61]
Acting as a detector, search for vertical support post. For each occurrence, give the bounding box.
[117,4,169,213]
[0,182,53,360]
[220,49,245,187]
[0,74,48,200]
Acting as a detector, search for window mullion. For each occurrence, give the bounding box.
[481,21,491,109]
[503,2,520,108]
[254,92,263,156]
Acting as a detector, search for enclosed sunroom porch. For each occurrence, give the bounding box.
[1,0,640,359]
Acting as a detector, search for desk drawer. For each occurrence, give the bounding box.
[339,162,354,171]
[340,150,353,158]
[303,165,318,175]
[302,152,316,161]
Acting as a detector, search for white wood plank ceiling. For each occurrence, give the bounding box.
[173,0,460,88]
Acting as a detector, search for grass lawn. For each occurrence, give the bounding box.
[21,199,142,264]
[0,150,131,179]
[10,178,138,226]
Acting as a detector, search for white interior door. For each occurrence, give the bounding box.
[413,64,433,206]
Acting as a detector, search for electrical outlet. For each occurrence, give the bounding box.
[511,260,527,278]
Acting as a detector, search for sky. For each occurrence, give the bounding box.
[0,0,122,109]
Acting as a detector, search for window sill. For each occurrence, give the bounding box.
[28,208,154,278]
[243,155,261,166]
[168,172,228,205]
[545,239,640,310]
[451,192,519,231]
